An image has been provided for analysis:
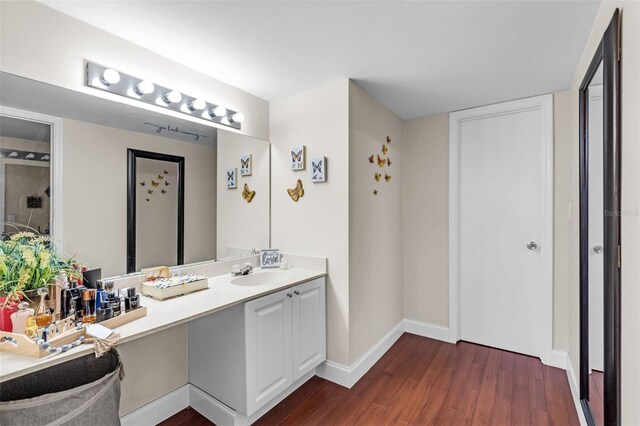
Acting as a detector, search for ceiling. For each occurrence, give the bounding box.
[40,1,600,120]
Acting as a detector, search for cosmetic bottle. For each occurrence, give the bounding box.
[106,292,121,317]
[34,288,53,328]
[95,281,106,312]
[96,301,113,322]
[123,287,140,312]
[81,289,97,323]
[10,302,34,335]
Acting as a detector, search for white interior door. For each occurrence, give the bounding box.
[452,95,552,358]
[588,84,604,372]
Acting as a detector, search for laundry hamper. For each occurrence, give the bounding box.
[0,349,122,426]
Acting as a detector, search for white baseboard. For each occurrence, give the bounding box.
[315,321,404,388]
[542,349,571,370]
[564,353,587,426]
[120,384,189,426]
[403,319,452,342]
[190,371,315,426]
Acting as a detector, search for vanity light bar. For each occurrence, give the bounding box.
[86,62,243,130]
[0,149,50,162]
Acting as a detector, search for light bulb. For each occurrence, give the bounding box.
[163,90,183,104]
[100,68,121,86]
[25,153,35,159]
[231,112,245,123]
[134,80,155,95]
[189,98,207,111]
[9,151,18,158]
[211,105,227,117]
[42,154,50,161]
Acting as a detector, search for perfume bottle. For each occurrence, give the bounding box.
[96,301,113,322]
[81,289,97,323]
[123,287,139,313]
[10,302,34,335]
[34,287,53,328]
[95,281,106,312]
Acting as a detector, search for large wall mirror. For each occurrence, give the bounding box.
[579,9,621,426]
[0,72,270,278]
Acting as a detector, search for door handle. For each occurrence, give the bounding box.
[593,244,604,254]
[527,241,538,251]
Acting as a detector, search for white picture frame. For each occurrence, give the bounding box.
[240,154,252,176]
[260,249,280,268]
[290,145,305,170]
[310,156,327,183]
[226,168,237,189]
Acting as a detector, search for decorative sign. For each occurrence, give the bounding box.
[260,249,280,269]
[310,157,326,183]
[144,122,211,142]
[290,145,305,170]
[240,154,252,176]
[226,168,237,189]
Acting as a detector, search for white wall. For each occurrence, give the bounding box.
[567,2,640,424]
[216,131,270,258]
[270,80,350,365]
[62,119,217,277]
[0,1,269,140]
[348,81,403,363]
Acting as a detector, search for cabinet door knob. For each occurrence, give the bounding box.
[287,293,292,298]
[294,290,300,295]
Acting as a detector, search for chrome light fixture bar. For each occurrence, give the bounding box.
[1,149,50,162]
[86,62,243,130]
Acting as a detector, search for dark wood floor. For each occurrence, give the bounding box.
[160,333,578,425]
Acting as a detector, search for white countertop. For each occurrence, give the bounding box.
[0,267,326,382]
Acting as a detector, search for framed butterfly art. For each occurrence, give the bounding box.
[310,156,327,183]
[290,145,305,170]
[226,168,237,189]
[240,154,252,176]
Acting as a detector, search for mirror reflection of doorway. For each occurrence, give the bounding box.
[0,115,52,238]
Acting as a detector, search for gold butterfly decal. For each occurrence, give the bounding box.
[377,154,387,167]
[151,180,159,187]
[374,172,381,182]
[373,190,379,195]
[368,155,374,164]
[140,181,146,186]
[157,175,164,180]
[385,174,391,182]
[387,157,392,166]
[163,170,169,174]
[387,136,391,144]
[382,144,388,155]
[287,179,304,202]
[161,189,167,194]
[147,189,153,194]
[165,181,170,186]
[242,183,256,203]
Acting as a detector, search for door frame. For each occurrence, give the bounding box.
[448,94,554,365]
[0,105,63,250]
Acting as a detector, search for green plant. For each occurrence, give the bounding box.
[0,232,80,305]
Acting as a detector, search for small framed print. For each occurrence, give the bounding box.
[310,156,326,183]
[290,145,305,170]
[240,154,252,176]
[226,168,237,189]
[260,249,280,268]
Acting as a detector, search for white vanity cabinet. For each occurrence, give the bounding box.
[188,277,326,417]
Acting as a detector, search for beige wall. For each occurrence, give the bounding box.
[270,80,350,365]
[567,2,640,424]
[62,119,217,277]
[348,82,404,363]
[401,94,573,353]
[216,131,270,258]
[402,113,450,326]
[0,1,269,140]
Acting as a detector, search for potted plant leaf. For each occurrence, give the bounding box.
[0,232,80,332]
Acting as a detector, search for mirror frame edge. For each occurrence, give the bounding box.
[126,148,185,273]
[578,8,621,426]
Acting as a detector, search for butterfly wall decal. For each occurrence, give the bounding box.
[374,172,381,182]
[373,190,379,195]
[377,154,387,167]
[242,183,256,203]
[382,144,388,155]
[140,181,146,186]
[385,174,392,182]
[387,158,392,166]
[165,181,170,186]
[287,179,304,202]
[226,168,237,189]
[369,155,374,164]
[290,145,305,170]
[157,175,164,180]
[240,154,252,176]
[161,189,167,194]
[147,189,153,194]
[151,180,159,187]
[387,136,391,144]
[146,198,150,202]
[163,170,169,174]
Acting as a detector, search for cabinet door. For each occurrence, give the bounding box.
[245,288,293,415]
[292,278,326,381]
